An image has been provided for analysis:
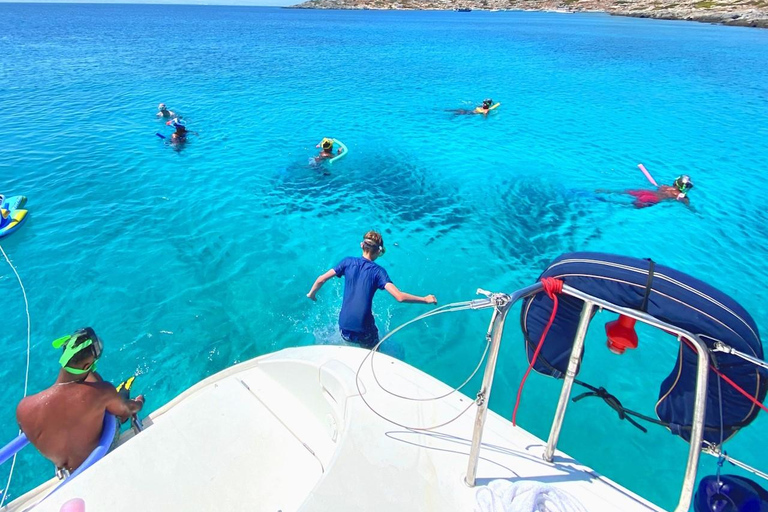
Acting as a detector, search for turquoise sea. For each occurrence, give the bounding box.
[1,3,767,508]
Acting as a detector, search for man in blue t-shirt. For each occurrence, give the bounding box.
[307,230,437,348]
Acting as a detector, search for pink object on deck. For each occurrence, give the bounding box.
[638,164,658,187]
[60,498,85,512]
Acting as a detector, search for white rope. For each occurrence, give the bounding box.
[354,300,490,431]
[0,244,31,508]
[476,480,588,512]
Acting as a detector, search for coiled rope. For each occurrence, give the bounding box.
[0,244,31,508]
[355,300,492,431]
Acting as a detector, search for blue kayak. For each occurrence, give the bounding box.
[0,195,28,239]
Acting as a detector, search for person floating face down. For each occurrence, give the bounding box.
[307,231,438,348]
[628,175,694,208]
[16,328,145,475]
[156,103,176,118]
[315,138,342,162]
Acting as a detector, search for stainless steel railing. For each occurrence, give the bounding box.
[463,283,711,512]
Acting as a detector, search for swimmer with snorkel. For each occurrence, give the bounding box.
[629,175,694,208]
[598,174,694,209]
[165,118,197,144]
[447,98,501,116]
[315,138,343,163]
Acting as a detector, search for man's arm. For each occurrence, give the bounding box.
[384,283,437,305]
[103,386,144,423]
[307,269,337,301]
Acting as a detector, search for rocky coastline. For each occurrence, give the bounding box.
[290,0,768,28]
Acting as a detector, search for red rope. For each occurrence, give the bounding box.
[512,277,563,426]
[680,337,768,415]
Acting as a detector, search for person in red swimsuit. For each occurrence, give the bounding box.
[600,175,694,208]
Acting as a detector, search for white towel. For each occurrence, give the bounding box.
[476,480,588,512]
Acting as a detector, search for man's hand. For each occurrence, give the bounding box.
[424,295,437,305]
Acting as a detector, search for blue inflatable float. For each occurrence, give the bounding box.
[521,252,766,444]
[694,474,768,512]
[0,413,117,498]
[0,195,29,239]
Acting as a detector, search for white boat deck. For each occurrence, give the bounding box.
[8,346,664,512]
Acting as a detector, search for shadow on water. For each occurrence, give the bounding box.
[481,177,607,270]
[265,152,472,245]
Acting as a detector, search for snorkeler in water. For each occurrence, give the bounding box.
[315,138,342,162]
[156,103,176,118]
[599,175,694,209]
[447,98,501,116]
[166,118,197,144]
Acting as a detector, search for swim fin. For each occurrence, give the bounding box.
[116,376,136,398]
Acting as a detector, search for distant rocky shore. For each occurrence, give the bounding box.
[290,0,768,28]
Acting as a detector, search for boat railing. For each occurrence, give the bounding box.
[462,283,710,512]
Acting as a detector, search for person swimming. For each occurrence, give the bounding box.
[448,98,500,116]
[167,118,194,144]
[314,138,342,162]
[603,175,694,208]
[474,98,496,115]
[156,103,176,118]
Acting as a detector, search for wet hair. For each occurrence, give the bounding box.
[362,230,384,254]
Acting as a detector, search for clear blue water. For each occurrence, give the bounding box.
[1,3,767,508]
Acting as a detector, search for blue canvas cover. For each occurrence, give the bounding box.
[520,252,766,444]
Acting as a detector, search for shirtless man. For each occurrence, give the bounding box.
[156,103,176,118]
[16,328,144,474]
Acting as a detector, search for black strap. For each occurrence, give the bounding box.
[640,258,655,313]
[572,383,650,433]
[571,380,750,435]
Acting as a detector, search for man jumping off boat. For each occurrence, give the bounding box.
[306,231,437,348]
[16,328,144,475]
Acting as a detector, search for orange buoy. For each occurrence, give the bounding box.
[605,315,639,354]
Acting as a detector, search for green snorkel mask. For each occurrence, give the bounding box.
[53,327,103,375]
[674,175,694,195]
